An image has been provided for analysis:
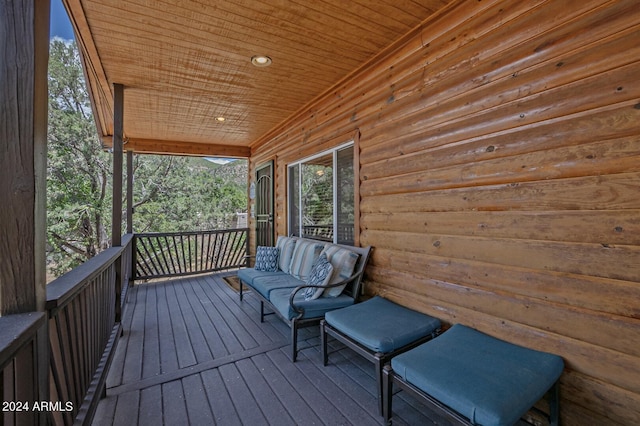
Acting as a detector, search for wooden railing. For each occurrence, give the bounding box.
[0,312,47,426]
[46,234,133,426]
[1,228,245,425]
[301,224,355,244]
[134,228,248,280]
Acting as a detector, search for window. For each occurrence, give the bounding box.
[288,143,355,244]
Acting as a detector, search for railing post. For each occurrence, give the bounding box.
[131,234,137,283]
[127,150,133,234]
[115,253,122,323]
[245,228,250,268]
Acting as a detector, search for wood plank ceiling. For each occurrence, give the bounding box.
[64,0,453,157]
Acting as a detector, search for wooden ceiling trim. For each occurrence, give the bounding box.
[101,137,250,158]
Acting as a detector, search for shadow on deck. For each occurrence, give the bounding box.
[93,272,444,425]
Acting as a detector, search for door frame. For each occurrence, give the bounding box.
[255,160,275,247]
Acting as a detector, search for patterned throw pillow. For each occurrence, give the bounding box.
[321,245,360,297]
[303,254,334,301]
[254,246,279,272]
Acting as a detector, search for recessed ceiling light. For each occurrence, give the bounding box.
[215,116,225,122]
[251,55,272,67]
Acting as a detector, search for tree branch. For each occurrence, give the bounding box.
[50,232,87,257]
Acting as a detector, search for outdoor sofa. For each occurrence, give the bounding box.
[238,235,372,361]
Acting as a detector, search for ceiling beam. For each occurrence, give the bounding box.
[101,136,250,158]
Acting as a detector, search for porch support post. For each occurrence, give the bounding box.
[112,84,124,325]
[0,0,51,420]
[127,150,133,234]
[0,0,49,315]
[112,83,124,247]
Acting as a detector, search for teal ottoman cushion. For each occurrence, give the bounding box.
[325,296,441,353]
[391,324,564,426]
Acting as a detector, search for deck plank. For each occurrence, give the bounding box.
[164,281,198,369]
[172,281,214,364]
[112,390,139,426]
[120,286,146,384]
[138,386,163,426]
[218,362,268,425]
[162,380,188,425]
[267,348,352,425]
[156,282,179,374]
[182,374,216,425]
[141,284,161,379]
[95,272,438,425]
[188,276,251,354]
[236,357,297,426]
[251,352,323,425]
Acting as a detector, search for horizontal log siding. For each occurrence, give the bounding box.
[249,0,640,424]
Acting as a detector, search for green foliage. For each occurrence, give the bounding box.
[132,156,247,232]
[301,164,333,226]
[46,40,248,278]
[47,39,112,276]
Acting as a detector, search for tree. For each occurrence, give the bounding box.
[47,39,112,275]
[46,40,248,278]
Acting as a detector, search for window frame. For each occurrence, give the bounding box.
[287,141,355,244]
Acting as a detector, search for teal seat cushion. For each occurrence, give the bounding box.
[269,288,354,320]
[237,268,284,287]
[250,274,304,299]
[325,296,440,353]
[391,324,564,426]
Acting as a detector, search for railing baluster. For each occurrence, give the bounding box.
[204,232,212,271]
[133,228,248,280]
[199,233,205,272]
[138,237,161,277]
[179,234,186,274]
[211,231,221,270]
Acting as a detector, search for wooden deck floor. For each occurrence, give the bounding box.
[93,272,446,426]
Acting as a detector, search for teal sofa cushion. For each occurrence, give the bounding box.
[288,240,325,281]
[250,273,304,300]
[275,236,297,274]
[237,268,284,287]
[391,324,564,426]
[325,296,440,353]
[320,245,360,297]
[269,288,354,320]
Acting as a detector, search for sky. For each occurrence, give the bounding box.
[50,0,75,40]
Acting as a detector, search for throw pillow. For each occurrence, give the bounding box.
[321,246,360,297]
[303,253,334,301]
[254,246,279,272]
[289,240,325,281]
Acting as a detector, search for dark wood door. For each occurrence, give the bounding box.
[255,161,274,247]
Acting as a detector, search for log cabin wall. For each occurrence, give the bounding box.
[249,0,640,424]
